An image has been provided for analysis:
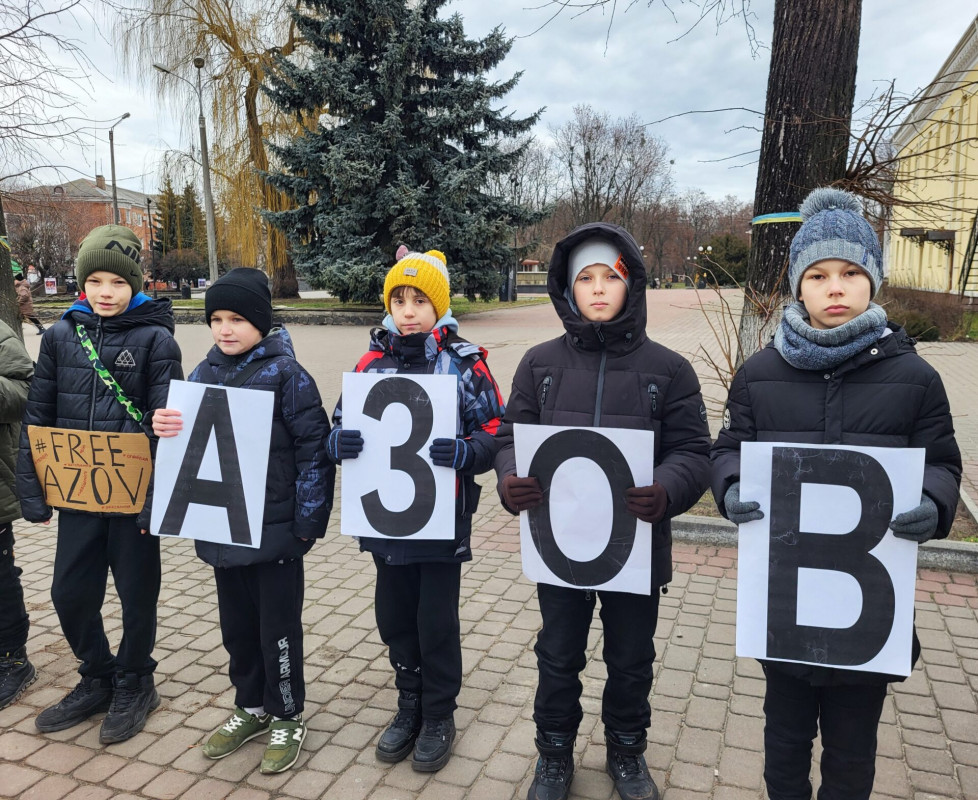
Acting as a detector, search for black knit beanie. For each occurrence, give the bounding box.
[205,268,272,336]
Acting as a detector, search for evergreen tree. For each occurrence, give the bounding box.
[262,0,541,302]
[154,178,182,256]
[179,182,207,255]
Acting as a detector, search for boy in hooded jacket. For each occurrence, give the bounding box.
[328,249,505,773]
[494,222,712,800]
[151,268,334,775]
[711,187,961,800]
[16,224,183,743]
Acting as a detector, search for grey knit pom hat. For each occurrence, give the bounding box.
[788,187,883,299]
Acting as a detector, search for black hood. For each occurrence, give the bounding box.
[548,221,648,353]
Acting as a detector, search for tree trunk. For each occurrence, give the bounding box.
[0,195,25,342]
[738,0,862,364]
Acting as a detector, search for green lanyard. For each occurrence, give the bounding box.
[74,324,144,423]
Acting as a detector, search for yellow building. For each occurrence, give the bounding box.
[887,16,978,298]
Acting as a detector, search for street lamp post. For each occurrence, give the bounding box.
[146,197,157,299]
[109,113,131,224]
[153,58,219,285]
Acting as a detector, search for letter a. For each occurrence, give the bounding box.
[158,388,252,544]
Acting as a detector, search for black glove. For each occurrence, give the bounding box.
[724,482,764,525]
[625,483,668,524]
[326,428,364,463]
[501,474,544,513]
[890,494,939,543]
[429,437,475,471]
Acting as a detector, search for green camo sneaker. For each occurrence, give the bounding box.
[260,716,306,774]
[202,708,272,759]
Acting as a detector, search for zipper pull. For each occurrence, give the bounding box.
[595,327,605,344]
[648,383,658,413]
[539,376,552,409]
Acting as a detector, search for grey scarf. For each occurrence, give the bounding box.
[773,301,888,370]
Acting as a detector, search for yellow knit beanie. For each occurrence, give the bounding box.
[383,249,451,321]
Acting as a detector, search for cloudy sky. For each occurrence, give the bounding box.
[33,0,978,204]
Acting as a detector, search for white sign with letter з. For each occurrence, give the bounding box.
[515,423,655,596]
[340,372,457,540]
[737,442,925,676]
[151,380,273,549]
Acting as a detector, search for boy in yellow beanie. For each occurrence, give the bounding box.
[328,249,505,772]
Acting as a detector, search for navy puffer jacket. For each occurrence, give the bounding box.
[493,221,713,589]
[17,296,183,524]
[186,327,334,568]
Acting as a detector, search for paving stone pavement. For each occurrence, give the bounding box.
[4,290,977,799]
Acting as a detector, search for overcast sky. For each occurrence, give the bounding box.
[33,0,978,204]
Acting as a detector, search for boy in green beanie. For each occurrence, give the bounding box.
[16,224,183,744]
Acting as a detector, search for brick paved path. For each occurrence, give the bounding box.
[3,291,976,799]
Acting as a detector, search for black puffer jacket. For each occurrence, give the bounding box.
[185,327,334,568]
[494,222,712,588]
[333,322,505,565]
[711,325,962,685]
[17,296,183,524]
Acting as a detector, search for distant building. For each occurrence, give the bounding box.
[887,16,978,297]
[3,177,157,274]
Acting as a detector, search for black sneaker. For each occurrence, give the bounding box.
[528,731,575,800]
[0,649,37,709]
[606,731,659,800]
[411,716,455,772]
[36,676,113,732]
[376,690,421,763]
[99,673,160,744]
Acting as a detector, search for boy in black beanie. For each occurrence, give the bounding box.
[152,268,334,774]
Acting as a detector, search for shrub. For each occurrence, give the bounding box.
[877,285,973,341]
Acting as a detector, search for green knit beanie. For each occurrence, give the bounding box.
[76,225,144,296]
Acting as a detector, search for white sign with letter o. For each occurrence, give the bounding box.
[515,423,655,595]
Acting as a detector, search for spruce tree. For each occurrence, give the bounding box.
[154,178,182,256]
[179,183,207,256]
[262,0,541,303]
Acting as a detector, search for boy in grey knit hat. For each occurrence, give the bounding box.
[711,187,961,800]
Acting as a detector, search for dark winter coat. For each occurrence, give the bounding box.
[1,319,33,524]
[333,323,505,565]
[14,278,35,316]
[16,295,183,526]
[494,221,713,588]
[711,325,962,685]
[185,327,334,568]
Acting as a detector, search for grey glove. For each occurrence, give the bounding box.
[724,481,764,525]
[890,494,939,543]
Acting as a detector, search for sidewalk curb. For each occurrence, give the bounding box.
[672,514,978,574]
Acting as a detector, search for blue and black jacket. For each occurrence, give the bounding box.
[188,326,334,568]
[333,317,505,565]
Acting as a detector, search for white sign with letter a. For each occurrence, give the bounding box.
[515,424,655,596]
[151,380,273,548]
[340,372,457,540]
[737,442,925,676]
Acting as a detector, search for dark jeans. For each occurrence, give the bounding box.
[763,664,888,800]
[534,583,660,735]
[373,557,462,719]
[0,523,29,653]
[52,511,161,677]
[214,559,305,719]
